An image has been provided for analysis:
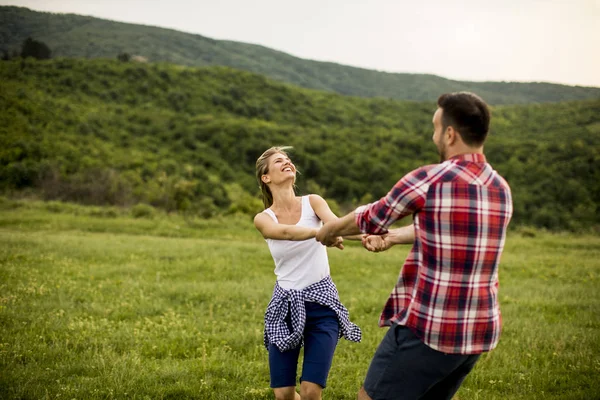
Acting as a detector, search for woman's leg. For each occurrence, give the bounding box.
[300,302,340,400]
[269,302,301,399]
[269,343,301,400]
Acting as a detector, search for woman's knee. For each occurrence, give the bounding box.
[273,387,299,400]
[300,381,322,400]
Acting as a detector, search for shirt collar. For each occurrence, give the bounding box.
[448,153,487,163]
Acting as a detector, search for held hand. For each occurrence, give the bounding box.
[362,234,391,253]
[316,224,338,247]
[330,236,344,250]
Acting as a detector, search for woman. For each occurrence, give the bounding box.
[254,146,361,400]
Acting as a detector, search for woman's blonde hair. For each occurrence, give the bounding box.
[255,146,295,209]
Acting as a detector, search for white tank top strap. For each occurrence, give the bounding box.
[301,195,314,219]
[263,208,277,222]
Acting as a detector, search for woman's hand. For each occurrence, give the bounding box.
[327,236,345,250]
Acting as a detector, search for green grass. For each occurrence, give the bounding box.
[1,200,599,399]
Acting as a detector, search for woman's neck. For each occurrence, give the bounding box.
[270,186,298,210]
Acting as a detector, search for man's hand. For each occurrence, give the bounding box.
[362,234,392,252]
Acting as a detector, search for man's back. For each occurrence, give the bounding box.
[356,153,513,354]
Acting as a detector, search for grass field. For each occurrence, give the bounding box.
[1,199,599,399]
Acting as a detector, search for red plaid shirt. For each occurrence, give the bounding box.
[355,153,512,354]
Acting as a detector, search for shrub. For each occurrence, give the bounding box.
[196,196,218,219]
[516,226,537,238]
[117,52,130,62]
[131,203,155,219]
[224,183,263,216]
[89,207,119,218]
[21,37,51,60]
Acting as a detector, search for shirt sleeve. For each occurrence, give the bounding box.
[355,166,431,234]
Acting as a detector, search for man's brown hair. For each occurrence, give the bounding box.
[437,92,491,146]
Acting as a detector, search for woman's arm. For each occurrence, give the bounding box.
[308,194,338,224]
[254,212,317,240]
[309,195,361,241]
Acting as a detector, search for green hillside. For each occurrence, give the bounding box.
[1,6,599,105]
[1,58,599,230]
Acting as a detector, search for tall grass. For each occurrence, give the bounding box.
[1,200,599,399]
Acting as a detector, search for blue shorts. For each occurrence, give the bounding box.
[269,301,340,388]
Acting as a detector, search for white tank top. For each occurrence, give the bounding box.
[263,196,330,290]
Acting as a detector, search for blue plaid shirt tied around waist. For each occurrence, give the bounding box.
[264,275,362,352]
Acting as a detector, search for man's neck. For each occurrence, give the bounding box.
[445,146,484,160]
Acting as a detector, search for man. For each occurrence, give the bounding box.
[316,92,513,400]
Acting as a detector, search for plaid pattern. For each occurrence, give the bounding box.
[356,154,512,354]
[264,275,362,352]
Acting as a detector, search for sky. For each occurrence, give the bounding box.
[3,0,600,87]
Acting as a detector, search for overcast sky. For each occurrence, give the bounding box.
[3,0,600,87]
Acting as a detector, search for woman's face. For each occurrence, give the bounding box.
[263,152,296,185]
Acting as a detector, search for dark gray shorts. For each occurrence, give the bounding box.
[363,324,480,400]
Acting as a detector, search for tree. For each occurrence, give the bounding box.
[117,52,130,62]
[21,37,52,60]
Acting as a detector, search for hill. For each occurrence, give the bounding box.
[1,58,599,230]
[1,6,600,105]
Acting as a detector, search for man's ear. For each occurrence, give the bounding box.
[446,126,457,145]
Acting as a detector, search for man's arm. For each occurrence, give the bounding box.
[384,224,415,245]
[362,224,415,252]
[318,166,430,247]
[316,212,361,246]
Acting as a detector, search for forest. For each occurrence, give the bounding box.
[1,58,599,231]
[2,5,600,105]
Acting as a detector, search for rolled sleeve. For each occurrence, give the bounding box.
[355,167,431,234]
